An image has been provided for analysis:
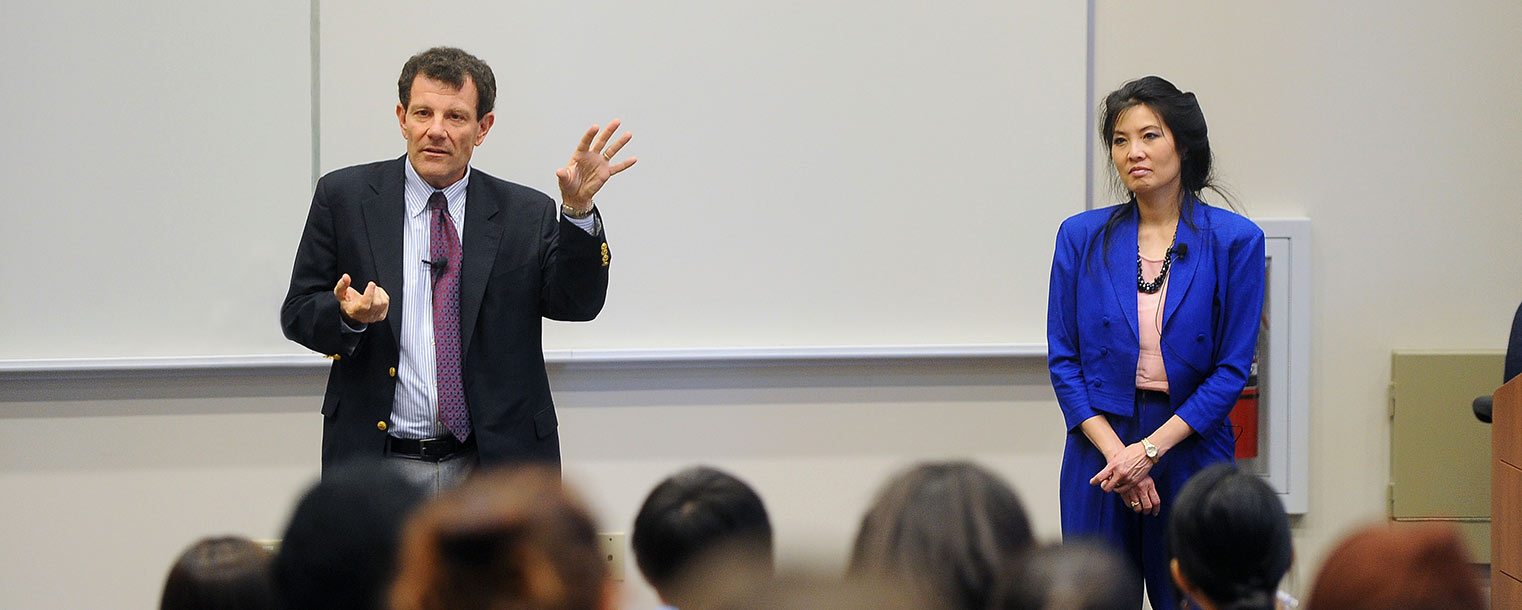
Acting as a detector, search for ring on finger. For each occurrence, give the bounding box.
[1130,501,1140,507]
[602,152,613,160]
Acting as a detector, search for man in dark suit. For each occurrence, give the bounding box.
[281,47,635,486]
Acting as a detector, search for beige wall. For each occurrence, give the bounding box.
[0,374,324,608]
[1093,0,1522,590]
[3,2,1521,609]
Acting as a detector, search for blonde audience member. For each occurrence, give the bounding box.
[390,467,611,610]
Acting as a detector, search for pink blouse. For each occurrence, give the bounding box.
[1136,253,1169,392]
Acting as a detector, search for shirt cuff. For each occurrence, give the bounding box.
[337,316,365,356]
[340,317,367,334]
[567,210,600,235]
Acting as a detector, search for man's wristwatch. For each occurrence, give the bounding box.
[561,202,594,220]
[1141,437,1160,463]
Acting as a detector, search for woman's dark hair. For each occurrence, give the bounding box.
[848,461,1035,610]
[390,467,608,610]
[160,536,277,610]
[991,542,1142,610]
[1167,464,1292,610]
[1096,75,1232,249]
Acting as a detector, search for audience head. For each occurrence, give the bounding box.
[848,461,1035,610]
[1303,523,1484,610]
[390,466,610,610]
[1166,464,1292,610]
[632,465,774,608]
[271,459,428,610]
[160,536,277,610]
[991,542,1142,610]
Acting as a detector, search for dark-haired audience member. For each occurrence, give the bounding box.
[992,542,1142,610]
[848,461,1036,610]
[390,466,612,610]
[160,536,278,610]
[1302,523,1484,610]
[1167,464,1293,610]
[632,466,775,610]
[271,459,428,610]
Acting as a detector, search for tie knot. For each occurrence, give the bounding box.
[428,191,447,212]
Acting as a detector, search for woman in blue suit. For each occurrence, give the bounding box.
[1047,76,1265,610]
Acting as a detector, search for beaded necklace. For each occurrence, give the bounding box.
[1136,233,1177,294]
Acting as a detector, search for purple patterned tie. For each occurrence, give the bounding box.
[429,191,470,441]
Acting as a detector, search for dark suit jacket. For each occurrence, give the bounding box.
[1507,300,1522,383]
[1046,201,1265,435]
[281,157,609,469]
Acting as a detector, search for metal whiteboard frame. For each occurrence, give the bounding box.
[0,344,1048,381]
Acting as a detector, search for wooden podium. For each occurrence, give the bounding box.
[1496,375,1522,607]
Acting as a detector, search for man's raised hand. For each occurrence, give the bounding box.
[556,119,637,213]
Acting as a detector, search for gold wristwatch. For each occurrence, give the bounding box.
[1141,437,1160,463]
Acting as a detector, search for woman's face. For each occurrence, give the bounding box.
[1109,104,1182,202]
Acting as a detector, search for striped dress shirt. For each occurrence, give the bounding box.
[389,161,470,439]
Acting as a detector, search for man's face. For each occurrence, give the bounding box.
[397,74,494,189]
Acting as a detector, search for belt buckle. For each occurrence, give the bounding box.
[418,437,453,460]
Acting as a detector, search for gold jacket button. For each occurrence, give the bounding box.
[376,421,388,431]
[326,354,342,361]
[388,367,397,377]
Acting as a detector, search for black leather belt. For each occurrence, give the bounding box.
[1136,389,1170,401]
[388,434,475,461]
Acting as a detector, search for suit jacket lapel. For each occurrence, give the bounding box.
[363,158,407,343]
[459,177,505,360]
[1106,209,1141,342]
[1161,203,1202,330]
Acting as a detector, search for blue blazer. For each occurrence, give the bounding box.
[1047,202,1265,436]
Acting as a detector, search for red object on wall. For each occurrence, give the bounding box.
[1230,386,1259,459]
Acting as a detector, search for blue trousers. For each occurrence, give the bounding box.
[1059,389,1234,610]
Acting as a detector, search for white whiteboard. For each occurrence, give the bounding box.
[0,0,313,359]
[2,0,1087,359]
